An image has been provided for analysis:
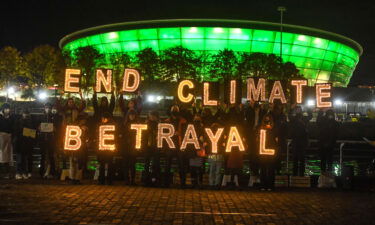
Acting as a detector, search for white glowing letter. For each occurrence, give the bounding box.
[291,80,307,104]
[64,125,82,151]
[180,124,200,150]
[259,129,275,155]
[157,123,176,149]
[122,68,140,92]
[205,128,224,153]
[177,80,195,103]
[95,69,113,93]
[203,82,218,106]
[64,68,81,93]
[316,83,332,108]
[225,126,245,152]
[130,124,148,150]
[247,78,267,102]
[99,125,116,151]
[229,80,236,104]
[269,81,287,104]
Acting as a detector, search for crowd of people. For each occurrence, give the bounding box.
[0,91,340,191]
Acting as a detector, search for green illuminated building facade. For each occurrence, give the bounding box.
[59,19,362,87]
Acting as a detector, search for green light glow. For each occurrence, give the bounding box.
[62,26,360,87]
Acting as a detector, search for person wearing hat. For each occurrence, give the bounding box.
[0,103,15,179]
[14,109,36,179]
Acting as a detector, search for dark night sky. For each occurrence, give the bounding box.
[1,0,374,86]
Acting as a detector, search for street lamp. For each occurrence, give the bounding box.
[278,6,286,78]
[53,84,58,98]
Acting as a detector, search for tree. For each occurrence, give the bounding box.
[24,45,66,87]
[282,62,304,80]
[110,53,133,89]
[74,46,104,93]
[135,48,161,83]
[161,46,201,81]
[0,46,26,87]
[208,49,238,82]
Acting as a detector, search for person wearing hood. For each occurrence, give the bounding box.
[0,103,15,179]
[14,109,37,179]
[317,109,339,173]
[92,91,115,122]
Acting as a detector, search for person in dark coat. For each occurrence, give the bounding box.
[288,105,312,176]
[38,103,62,178]
[14,109,36,179]
[143,110,161,186]
[0,103,15,178]
[258,113,277,191]
[120,109,142,185]
[317,109,339,173]
[92,92,115,122]
[245,101,266,184]
[96,112,116,185]
[163,105,188,188]
[271,102,288,175]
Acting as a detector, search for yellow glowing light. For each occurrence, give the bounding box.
[247,78,267,102]
[157,123,175,149]
[64,68,81,93]
[259,129,275,155]
[291,80,307,104]
[225,126,245,152]
[99,125,116,151]
[269,81,287,104]
[64,125,82,151]
[177,80,195,103]
[180,124,200,150]
[95,69,113,93]
[316,83,332,108]
[190,27,198,33]
[130,124,148,150]
[122,68,140,93]
[203,82,218,106]
[229,80,236,104]
[204,128,224,153]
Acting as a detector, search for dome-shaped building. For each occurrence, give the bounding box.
[59,19,362,87]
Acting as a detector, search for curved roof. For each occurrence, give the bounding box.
[59,19,363,87]
[59,19,363,55]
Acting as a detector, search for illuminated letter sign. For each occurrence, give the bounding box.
[259,129,275,155]
[95,69,113,93]
[247,78,267,102]
[229,80,236,104]
[291,80,307,104]
[157,123,176,149]
[203,82,218,106]
[177,80,195,103]
[99,125,116,151]
[64,125,82,151]
[122,68,140,92]
[64,68,81,93]
[269,81,287,104]
[130,124,148,150]
[225,126,245,152]
[180,124,200,150]
[316,83,332,108]
[205,128,224,153]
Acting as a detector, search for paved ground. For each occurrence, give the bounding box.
[0,180,375,225]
